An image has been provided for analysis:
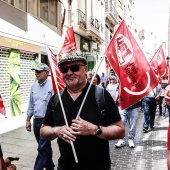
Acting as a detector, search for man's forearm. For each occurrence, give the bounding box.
[98,123,125,140]
[40,125,58,140]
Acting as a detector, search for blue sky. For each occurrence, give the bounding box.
[134,0,169,54]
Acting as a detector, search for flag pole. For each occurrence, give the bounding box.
[45,44,78,163]
[76,52,105,120]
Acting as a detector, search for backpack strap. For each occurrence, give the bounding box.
[51,89,64,112]
[95,86,105,115]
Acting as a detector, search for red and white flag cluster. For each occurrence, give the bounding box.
[0,95,6,116]
[150,45,168,82]
[59,27,77,55]
[105,20,158,110]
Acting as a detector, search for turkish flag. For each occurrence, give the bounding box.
[150,45,168,79]
[45,45,65,93]
[0,95,6,116]
[59,27,77,55]
[105,20,158,110]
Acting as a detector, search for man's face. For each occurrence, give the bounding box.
[35,70,48,83]
[110,71,114,76]
[60,61,87,88]
[88,72,93,78]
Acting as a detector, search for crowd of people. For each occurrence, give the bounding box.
[1,52,170,170]
[29,53,170,169]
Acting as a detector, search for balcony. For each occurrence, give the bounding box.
[67,9,104,44]
[72,9,86,29]
[105,1,119,25]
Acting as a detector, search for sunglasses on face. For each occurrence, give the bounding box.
[35,70,44,74]
[59,64,86,73]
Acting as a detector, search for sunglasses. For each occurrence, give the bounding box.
[35,70,44,74]
[59,64,86,73]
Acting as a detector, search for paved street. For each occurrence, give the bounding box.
[0,108,169,170]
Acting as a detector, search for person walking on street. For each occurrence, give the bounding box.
[106,76,119,106]
[142,85,161,133]
[40,52,125,170]
[100,72,108,88]
[115,102,140,148]
[26,63,55,170]
[158,77,167,116]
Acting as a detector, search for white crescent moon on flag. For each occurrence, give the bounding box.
[161,68,166,77]
[123,72,150,95]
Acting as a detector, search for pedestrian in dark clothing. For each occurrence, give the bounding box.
[40,52,125,170]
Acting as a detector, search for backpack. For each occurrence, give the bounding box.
[52,86,105,115]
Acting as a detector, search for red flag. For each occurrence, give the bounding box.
[150,45,168,79]
[59,27,77,55]
[0,95,6,116]
[105,20,158,110]
[45,45,65,93]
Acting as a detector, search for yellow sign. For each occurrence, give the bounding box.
[0,36,40,53]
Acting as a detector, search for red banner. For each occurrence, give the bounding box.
[150,45,168,79]
[0,95,6,116]
[46,45,65,93]
[59,27,77,55]
[105,20,158,110]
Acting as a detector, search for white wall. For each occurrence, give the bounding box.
[0,13,62,51]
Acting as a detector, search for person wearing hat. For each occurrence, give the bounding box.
[26,63,55,170]
[40,52,125,170]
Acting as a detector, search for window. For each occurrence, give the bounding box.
[2,0,58,27]
[48,0,57,26]
[2,0,14,5]
[14,0,26,11]
[40,0,48,21]
[27,0,38,16]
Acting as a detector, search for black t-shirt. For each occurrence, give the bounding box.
[43,82,121,170]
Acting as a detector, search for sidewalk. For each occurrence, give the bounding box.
[0,108,169,170]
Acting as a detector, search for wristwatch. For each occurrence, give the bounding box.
[96,125,102,136]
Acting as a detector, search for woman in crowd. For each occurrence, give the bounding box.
[93,73,101,86]
[106,76,119,106]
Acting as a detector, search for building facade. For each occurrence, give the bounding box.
[0,0,63,116]
[0,0,137,117]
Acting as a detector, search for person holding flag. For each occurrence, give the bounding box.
[40,52,125,170]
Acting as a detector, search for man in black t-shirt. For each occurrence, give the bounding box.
[40,52,125,170]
